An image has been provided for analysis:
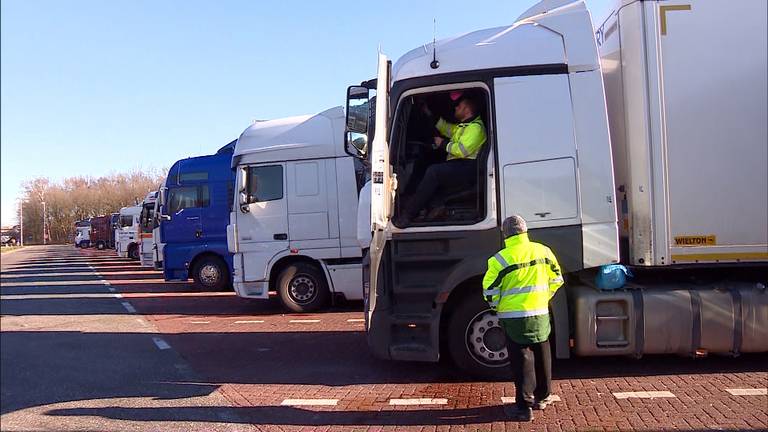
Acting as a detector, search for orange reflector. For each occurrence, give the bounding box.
[290,248,299,254]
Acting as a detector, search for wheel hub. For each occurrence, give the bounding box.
[289,275,316,304]
[466,309,509,366]
[199,264,220,285]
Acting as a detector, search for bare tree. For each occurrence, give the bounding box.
[19,169,167,244]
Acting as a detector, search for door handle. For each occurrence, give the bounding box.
[186,216,199,220]
[273,233,288,240]
[534,212,551,218]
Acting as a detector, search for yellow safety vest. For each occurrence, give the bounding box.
[482,233,564,319]
[435,116,486,160]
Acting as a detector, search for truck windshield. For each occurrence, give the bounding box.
[120,215,133,227]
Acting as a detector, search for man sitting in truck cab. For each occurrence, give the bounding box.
[400,95,487,225]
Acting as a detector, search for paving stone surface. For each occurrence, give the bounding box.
[2,246,766,431]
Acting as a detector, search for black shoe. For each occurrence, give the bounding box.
[503,405,533,421]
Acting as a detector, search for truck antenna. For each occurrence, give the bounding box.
[430,18,439,69]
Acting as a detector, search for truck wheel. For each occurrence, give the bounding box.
[446,292,511,380]
[96,241,105,250]
[192,256,230,291]
[277,262,329,313]
[128,244,140,260]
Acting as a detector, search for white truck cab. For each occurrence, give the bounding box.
[227,106,364,312]
[346,0,767,378]
[138,191,159,267]
[116,205,142,260]
[74,224,91,248]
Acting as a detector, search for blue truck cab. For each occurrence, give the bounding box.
[159,141,236,290]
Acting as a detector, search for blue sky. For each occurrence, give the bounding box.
[1,0,613,226]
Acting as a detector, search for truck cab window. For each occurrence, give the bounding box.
[247,165,283,203]
[179,171,208,182]
[140,205,155,232]
[119,215,133,227]
[393,88,490,227]
[168,187,199,213]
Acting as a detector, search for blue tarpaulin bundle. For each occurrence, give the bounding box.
[595,264,633,290]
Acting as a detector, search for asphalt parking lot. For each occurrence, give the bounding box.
[1,245,766,431]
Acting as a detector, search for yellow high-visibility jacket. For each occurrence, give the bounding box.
[435,116,486,160]
[482,233,564,343]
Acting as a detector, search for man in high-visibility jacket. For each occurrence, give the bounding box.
[483,215,564,421]
[400,96,486,224]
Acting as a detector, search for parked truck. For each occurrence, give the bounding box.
[227,107,365,312]
[89,215,112,250]
[138,191,159,267]
[156,141,236,290]
[343,0,768,378]
[116,205,142,260]
[74,220,91,248]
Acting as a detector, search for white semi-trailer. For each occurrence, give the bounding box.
[344,0,767,378]
[116,205,142,260]
[227,107,365,312]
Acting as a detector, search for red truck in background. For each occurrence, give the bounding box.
[90,215,115,250]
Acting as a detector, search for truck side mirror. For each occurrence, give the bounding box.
[238,168,251,213]
[345,85,370,159]
[159,187,167,207]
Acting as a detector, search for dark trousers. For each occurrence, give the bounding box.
[404,159,475,219]
[506,336,552,409]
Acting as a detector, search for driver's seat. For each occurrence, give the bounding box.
[425,139,490,222]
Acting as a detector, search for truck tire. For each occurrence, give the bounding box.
[446,292,511,380]
[128,244,140,260]
[96,241,105,250]
[277,262,329,313]
[192,256,230,291]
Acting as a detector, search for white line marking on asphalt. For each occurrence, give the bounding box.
[234,320,265,324]
[289,319,320,323]
[113,293,123,299]
[152,337,171,350]
[1,293,113,300]
[612,391,676,399]
[102,280,110,285]
[136,318,148,327]
[726,388,767,396]
[389,398,448,406]
[347,318,365,322]
[2,280,106,287]
[501,395,561,404]
[281,399,338,406]
[190,321,210,324]
[121,302,137,313]
[108,287,115,292]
